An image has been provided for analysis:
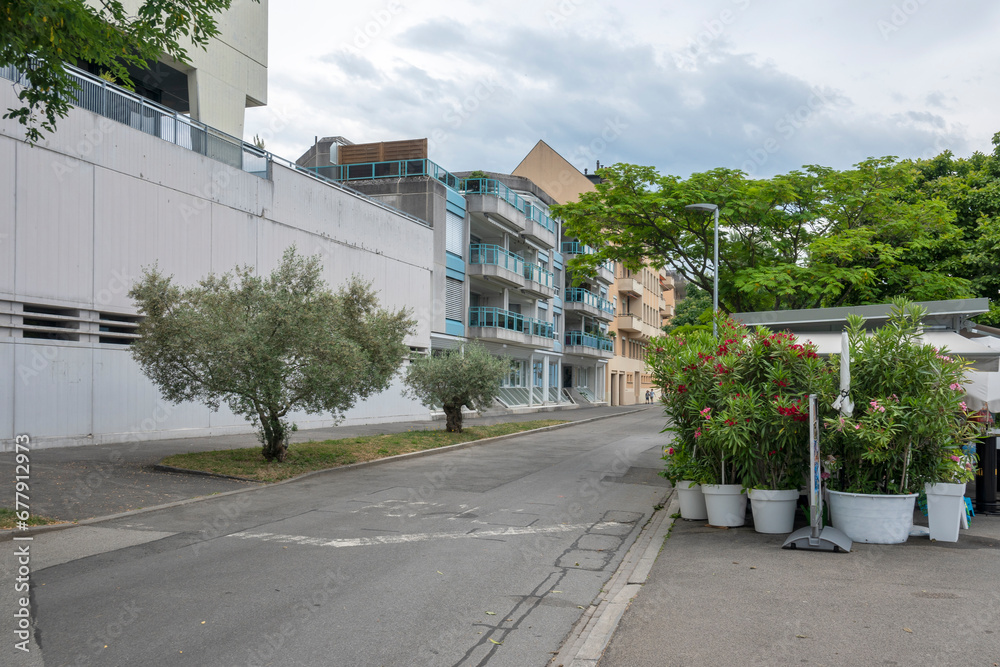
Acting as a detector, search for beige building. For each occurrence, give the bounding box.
[514,140,675,406]
[608,265,675,405]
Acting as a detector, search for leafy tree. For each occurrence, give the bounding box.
[403,341,507,433]
[905,132,1000,326]
[129,247,415,462]
[2,0,253,143]
[663,282,712,333]
[553,159,972,314]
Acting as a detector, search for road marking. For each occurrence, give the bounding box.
[226,523,628,549]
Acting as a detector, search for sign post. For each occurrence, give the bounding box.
[783,394,853,552]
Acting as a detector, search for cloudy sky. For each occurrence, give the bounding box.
[243,0,1000,180]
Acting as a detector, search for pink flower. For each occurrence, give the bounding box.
[950,455,961,463]
[950,383,963,391]
[694,429,702,439]
[854,424,861,430]
[959,401,968,412]
[821,472,831,480]
[667,447,675,455]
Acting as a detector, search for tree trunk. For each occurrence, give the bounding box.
[443,404,463,433]
[261,415,288,462]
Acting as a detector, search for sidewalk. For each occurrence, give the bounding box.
[0,404,645,523]
[595,503,1000,666]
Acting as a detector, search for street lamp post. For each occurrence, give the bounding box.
[685,203,720,338]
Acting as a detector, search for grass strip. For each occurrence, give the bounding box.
[160,420,567,483]
[0,508,59,529]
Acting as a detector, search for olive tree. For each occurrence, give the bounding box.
[129,247,415,461]
[403,341,507,432]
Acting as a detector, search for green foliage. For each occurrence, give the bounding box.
[403,341,508,432]
[648,318,834,489]
[552,158,975,315]
[2,0,255,143]
[821,299,984,494]
[128,246,414,462]
[663,283,712,332]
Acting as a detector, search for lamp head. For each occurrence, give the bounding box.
[685,203,719,212]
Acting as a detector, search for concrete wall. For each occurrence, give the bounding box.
[0,84,433,450]
[87,0,268,138]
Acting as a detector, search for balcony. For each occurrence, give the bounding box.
[468,307,554,348]
[564,331,615,359]
[619,278,643,298]
[325,158,461,190]
[616,313,642,333]
[462,179,557,239]
[522,201,557,248]
[596,261,615,285]
[642,322,663,339]
[564,288,614,321]
[561,241,594,256]
[468,245,554,298]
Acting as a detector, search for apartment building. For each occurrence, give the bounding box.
[513,140,675,405]
[296,140,577,408]
[608,265,674,405]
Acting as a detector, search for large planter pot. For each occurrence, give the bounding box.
[828,490,918,544]
[925,482,967,543]
[675,480,708,521]
[748,488,799,534]
[701,484,747,527]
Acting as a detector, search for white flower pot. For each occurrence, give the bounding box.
[701,484,747,527]
[828,490,918,544]
[675,480,708,521]
[925,482,967,543]
[748,488,800,534]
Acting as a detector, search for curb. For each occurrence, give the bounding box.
[0,408,646,542]
[552,490,679,667]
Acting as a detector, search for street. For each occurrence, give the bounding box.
[24,409,669,666]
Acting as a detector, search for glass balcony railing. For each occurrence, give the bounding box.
[564,331,614,351]
[316,158,461,190]
[0,62,268,175]
[461,179,555,232]
[468,307,554,339]
[469,245,553,289]
[0,63,437,231]
[564,288,614,314]
[561,241,594,255]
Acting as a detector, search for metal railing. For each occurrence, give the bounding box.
[0,62,435,230]
[564,288,614,314]
[561,241,595,255]
[468,307,554,338]
[565,331,615,351]
[461,179,555,232]
[0,62,268,175]
[468,245,553,288]
[310,158,462,190]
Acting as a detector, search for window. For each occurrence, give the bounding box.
[446,211,464,256]
[503,360,526,387]
[445,278,463,321]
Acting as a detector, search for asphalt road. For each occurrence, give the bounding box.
[19,409,671,667]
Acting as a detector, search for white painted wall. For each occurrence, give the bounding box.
[0,84,433,450]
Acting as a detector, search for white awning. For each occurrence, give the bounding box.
[965,371,1000,412]
[792,331,999,370]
